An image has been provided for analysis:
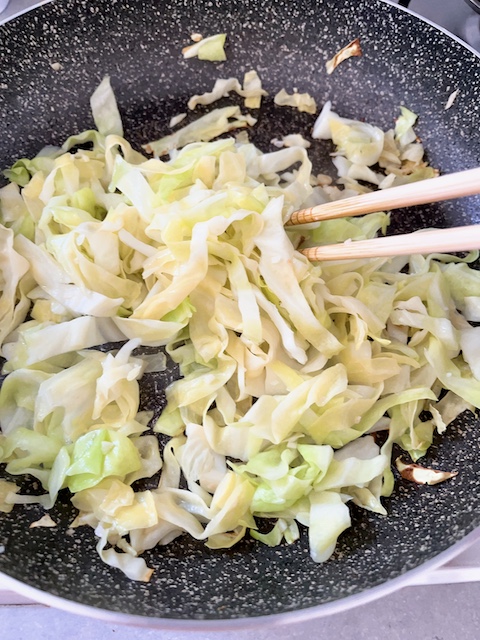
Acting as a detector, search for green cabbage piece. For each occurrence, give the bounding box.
[90,76,124,137]
[312,101,434,191]
[182,34,227,62]
[0,77,478,582]
[394,106,418,146]
[0,340,156,509]
[65,429,142,493]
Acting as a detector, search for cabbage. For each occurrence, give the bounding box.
[169,113,187,128]
[90,76,124,137]
[65,429,142,493]
[0,76,478,581]
[187,71,267,110]
[330,119,385,166]
[0,225,32,350]
[326,38,363,75]
[188,78,243,110]
[309,491,351,562]
[0,340,154,509]
[312,102,436,190]
[274,88,317,114]
[182,34,227,62]
[271,134,311,149]
[143,106,257,156]
[394,106,417,146]
[0,479,20,513]
[2,317,125,369]
[242,70,267,109]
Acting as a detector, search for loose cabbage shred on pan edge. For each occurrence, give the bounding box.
[0,76,479,582]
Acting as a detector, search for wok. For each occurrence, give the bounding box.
[0,0,480,629]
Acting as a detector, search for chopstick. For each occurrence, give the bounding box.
[286,167,480,226]
[301,224,480,261]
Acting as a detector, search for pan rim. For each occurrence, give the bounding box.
[0,0,52,24]
[1,526,480,629]
[380,0,480,60]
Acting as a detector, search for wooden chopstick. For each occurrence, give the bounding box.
[301,224,480,261]
[287,167,480,226]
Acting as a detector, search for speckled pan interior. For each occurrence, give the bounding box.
[0,0,480,624]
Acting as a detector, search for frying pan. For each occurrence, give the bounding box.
[1,0,480,629]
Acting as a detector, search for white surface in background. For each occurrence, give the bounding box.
[2,582,480,640]
[0,0,51,21]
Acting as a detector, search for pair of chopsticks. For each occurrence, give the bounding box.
[286,167,480,261]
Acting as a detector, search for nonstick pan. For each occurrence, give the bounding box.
[1,0,480,629]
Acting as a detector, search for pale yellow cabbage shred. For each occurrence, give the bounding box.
[0,79,479,582]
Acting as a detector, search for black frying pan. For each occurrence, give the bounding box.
[1,0,480,629]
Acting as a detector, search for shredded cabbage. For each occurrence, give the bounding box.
[90,76,124,138]
[182,33,227,62]
[274,89,317,114]
[271,134,311,149]
[0,76,478,582]
[312,101,437,192]
[143,106,257,156]
[188,71,267,110]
